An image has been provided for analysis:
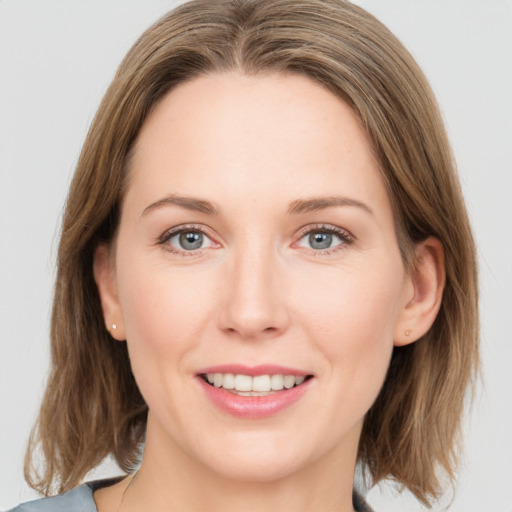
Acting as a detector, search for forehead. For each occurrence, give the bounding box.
[127,71,389,215]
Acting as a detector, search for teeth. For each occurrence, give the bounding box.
[235,391,270,396]
[213,373,223,388]
[203,373,308,392]
[284,375,295,389]
[252,375,271,392]
[270,374,284,390]
[234,374,252,391]
[222,373,235,389]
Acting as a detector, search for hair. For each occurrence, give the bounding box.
[25,0,479,506]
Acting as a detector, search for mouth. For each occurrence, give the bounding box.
[196,366,315,418]
[199,372,314,396]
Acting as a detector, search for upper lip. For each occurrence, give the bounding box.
[196,364,312,377]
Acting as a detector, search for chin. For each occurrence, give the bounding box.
[206,454,305,483]
[190,430,321,484]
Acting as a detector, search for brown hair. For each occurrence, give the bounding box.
[25,0,479,506]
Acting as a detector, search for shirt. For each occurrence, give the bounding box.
[9,478,375,511]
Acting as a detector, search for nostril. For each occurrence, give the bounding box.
[223,324,281,339]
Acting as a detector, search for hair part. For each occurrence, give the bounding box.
[25,0,478,506]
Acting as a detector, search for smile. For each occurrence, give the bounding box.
[196,365,314,418]
[202,373,309,395]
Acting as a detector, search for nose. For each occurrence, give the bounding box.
[218,247,290,340]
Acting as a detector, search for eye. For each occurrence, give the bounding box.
[160,226,215,253]
[305,232,337,250]
[296,225,353,253]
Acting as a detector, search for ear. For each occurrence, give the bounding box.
[394,237,445,346]
[93,244,126,341]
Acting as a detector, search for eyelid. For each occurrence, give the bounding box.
[295,223,354,241]
[157,224,220,254]
[293,223,355,254]
[155,222,354,256]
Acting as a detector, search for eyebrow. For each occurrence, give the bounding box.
[142,195,220,217]
[287,196,374,216]
[142,194,373,218]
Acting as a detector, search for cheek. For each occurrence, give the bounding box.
[115,253,217,380]
[296,259,403,336]
[293,261,404,393]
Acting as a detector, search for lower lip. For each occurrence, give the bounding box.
[198,377,313,419]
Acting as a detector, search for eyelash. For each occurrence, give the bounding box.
[295,224,355,255]
[157,224,217,257]
[157,223,355,256]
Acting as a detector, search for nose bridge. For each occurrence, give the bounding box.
[219,234,288,338]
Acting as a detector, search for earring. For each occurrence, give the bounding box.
[404,329,412,336]
[112,323,117,330]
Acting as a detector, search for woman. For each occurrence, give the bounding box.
[10,0,478,510]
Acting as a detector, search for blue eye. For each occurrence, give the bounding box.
[165,228,214,252]
[296,225,352,252]
[308,232,335,250]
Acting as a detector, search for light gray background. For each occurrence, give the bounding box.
[1,1,511,510]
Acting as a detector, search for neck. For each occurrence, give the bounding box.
[116,416,359,512]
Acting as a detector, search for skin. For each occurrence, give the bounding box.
[94,72,444,512]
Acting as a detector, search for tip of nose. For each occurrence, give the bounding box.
[218,281,290,338]
[225,324,281,339]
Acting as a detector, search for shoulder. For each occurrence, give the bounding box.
[353,490,375,512]
[7,478,122,512]
[7,485,95,512]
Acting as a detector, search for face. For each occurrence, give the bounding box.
[100,72,414,482]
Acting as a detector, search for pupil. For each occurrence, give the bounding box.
[179,231,203,250]
[309,232,332,250]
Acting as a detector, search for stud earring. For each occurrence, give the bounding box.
[112,323,117,330]
[404,329,411,336]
